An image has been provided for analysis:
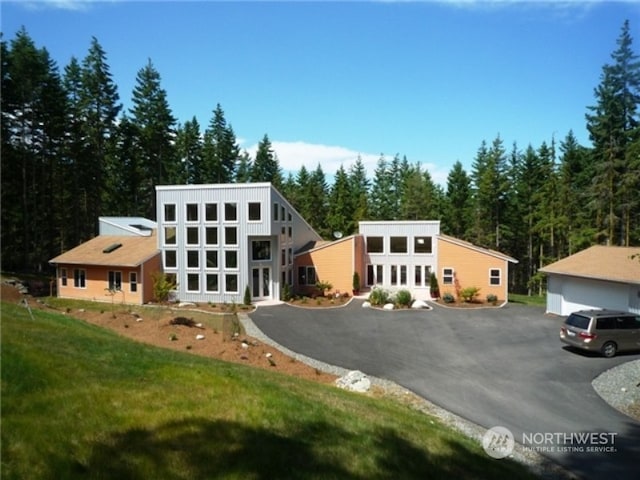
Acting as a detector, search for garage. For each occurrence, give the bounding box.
[541,245,640,316]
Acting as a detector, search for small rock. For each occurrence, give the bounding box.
[621,387,627,393]
[336,370,371,393]
[79,308,85,313]
[195,323,203,328]
[241,342,249,349]
[411,299,429,309]
[383,303,395,310]
[136,318,143,322]
[196,334,205,340]
[362,301,371,308]
[178,302,196,308]
[266,353,273,358]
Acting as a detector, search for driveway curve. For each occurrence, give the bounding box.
[250,300,640,480]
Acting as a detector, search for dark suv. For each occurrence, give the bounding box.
[560,309,640,357]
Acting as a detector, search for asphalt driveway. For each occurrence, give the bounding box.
[250,300,640,480]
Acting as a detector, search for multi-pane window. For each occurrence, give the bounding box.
[60,268,67,286]
[187,251,199,268]
[205,227,218,245]
[390,236,407,253]
[443,268,454,285]
[187,274,199,292]
[108,271,122,290]
[130,272,138,293]
[186,203,198,222]
[297,266,316,285]
[366,237,383,253]
[165,227,176,245]
[225,274,238,293]
[225,227,237,245]
[206,250,218,269]
[74,269,86,288]
[165,250,177,268]
[490,269,501,286]
[415,265,431,287]
[206,274,219,292]
[164,204,176,222]
[186,227,199,245]
[248,202,261,221]
[252,240,271,260]
[225,250,238,269]
[224,202,237,221]
[205,203,217,222]
[414,236,432,254]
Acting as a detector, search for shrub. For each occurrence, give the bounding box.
[315,281,333,297]
[352,272,361,292]
[442,292,455,303]
[281,283,292,301]
[487,293,498,305]
[429,272,440,298]
[460,286,480,303]
[394,289,413,307]
[368,287,389,306]
[152,272,177,303]
[243,285,251,306]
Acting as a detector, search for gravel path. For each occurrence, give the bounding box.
[592,359,640,421]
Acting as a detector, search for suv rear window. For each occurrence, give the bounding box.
[566,313,590,330]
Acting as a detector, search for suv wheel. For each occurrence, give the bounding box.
[601,341,617,358]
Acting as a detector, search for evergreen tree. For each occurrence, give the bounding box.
[307,164,329,235]
[369,155,395,220]
[399,164,438,220]
[202,103,240,183]
[443,160,472,238]
[586,20,640,245]
[129,59,178,218]
[80,37,122,238]
[235,150,253,183]
[1,29,67,270]
[176,116,203,184]
[347,155,370,224]
[250,134,283,186]
[326,165,354,236]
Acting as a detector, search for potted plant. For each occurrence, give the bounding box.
[352,272,361,295]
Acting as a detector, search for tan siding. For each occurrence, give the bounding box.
[437,239,509,301]
[57,259,161,305]
[295,238,355,296]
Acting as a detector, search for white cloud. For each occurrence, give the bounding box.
[241,139,452,186]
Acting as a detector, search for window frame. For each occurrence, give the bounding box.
[60,268,67,287]
[225,250,238,270]
[442,267,454,285]
[186,273,200,292]
[206,273,219,293]
[390,236,408,254]
[164,250,177,268]
[414,236,433,254]
[108,270,122,291]
[224,226,238,246]
[74,269,86,288]
[366,236,384,254]
[489,268,501,286]
[186,250,200,269]
[130,272,138,293]
[186,203,199,222]
[224,202,238,222]
[164,204,176,222]
[186,226,199,246]
[225,273,239,293]
[248,202,262,222]
[205,203,218,222]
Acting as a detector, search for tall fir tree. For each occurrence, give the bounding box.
[202,104,240,183]
[443,160,472,238]
[347,155,370,224]
[176,116,203,184]
[129,59,178,218]
[250,134,283,186]
[326,165,354,236]
[369,155,395,220]
[586,20,640,245]
[80,37,122,239]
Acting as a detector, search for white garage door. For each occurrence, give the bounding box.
[560,277,628,316]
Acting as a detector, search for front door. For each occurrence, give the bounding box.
[252,266,271,300]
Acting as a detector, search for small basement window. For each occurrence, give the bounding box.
[103,243,122,254]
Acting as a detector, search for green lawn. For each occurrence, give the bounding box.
[508,293,547,307]
[1,301,537,479]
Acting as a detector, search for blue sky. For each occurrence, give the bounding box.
[2,1,639,184]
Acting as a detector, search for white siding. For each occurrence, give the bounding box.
[547,274,632,316]
[358,221,440,299]
[156,183,321,304]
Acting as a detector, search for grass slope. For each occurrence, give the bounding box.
[1,301,536,479]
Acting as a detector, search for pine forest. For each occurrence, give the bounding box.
[2,22,639,295]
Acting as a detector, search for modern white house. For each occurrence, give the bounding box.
[155,183,321,303]
[540,245,640,316]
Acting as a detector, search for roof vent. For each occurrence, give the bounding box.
[103,243,123,254]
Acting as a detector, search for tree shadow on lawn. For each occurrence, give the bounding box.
[70,418,529,479]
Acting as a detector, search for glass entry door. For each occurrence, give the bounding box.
[252,266,271,300]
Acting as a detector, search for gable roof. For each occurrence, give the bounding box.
[294,235,356,256]
[438,234,518,263]
[539,245,640,285]
[49,232,159,268]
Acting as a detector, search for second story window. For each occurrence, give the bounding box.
[225,202,237,221]
[248,202,261,221]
